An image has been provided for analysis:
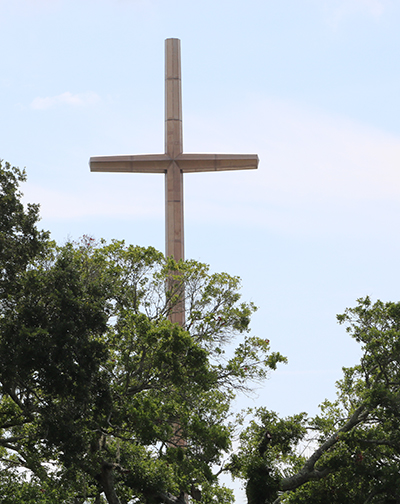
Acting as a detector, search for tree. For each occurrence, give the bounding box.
[0,160,286,503]
[233,297,400,503]
[0,160,49,296]
[0,160,112,503]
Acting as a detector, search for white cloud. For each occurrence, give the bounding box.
[248,98,400,203]
[313,0,389,23]
[30,91,100,110]
[22,177,164,220]
[181,94,400,234]
[185,95,400,201]
[0,0,62,17]
[344,0,386,16]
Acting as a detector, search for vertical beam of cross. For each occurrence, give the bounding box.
[90,39,259,325]
[165,38,184,261]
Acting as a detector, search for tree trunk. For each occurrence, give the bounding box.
[99,462,121,504]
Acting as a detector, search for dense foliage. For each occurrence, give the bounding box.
[0,160,285,503]
[5,159,400,503]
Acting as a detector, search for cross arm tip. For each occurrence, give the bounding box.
[175,153,259,172]
[89,154,171,173]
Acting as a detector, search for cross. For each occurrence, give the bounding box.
[90,38,258,325]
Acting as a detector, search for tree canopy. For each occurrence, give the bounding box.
[0,160,285,503]
[3,159,400,503]
[233,297,400,503]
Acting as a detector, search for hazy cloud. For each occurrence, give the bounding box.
[182,94,400,235]
[30,91,100,110]
[345,0,386,16]
[22,94,400,238]
[22,178,164,220]
[314,0,389,22]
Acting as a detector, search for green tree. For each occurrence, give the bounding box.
[0,160,286,503]
[0,161,112,503]
[0,160,49,295]
[233,297,400,503]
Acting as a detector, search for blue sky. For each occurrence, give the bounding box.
[1,0,400,495]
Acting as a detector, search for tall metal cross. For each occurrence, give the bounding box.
[90,38,258,324]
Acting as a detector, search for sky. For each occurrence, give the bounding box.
[1,0,400,497]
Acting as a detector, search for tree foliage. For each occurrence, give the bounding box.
[233,297,400,503]
[0,160,286,503]
[5,159,400,503]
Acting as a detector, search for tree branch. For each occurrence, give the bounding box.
[363,491,378,504]
[280,404,369,492]
[0,436,23,449]
[157,491,187,504]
